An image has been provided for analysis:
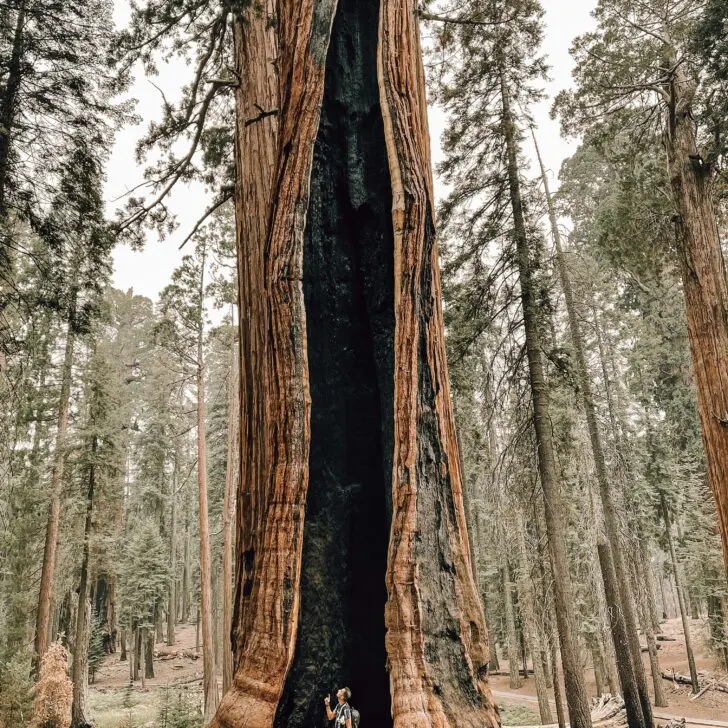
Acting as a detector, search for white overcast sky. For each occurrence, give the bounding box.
[108,1,597,300]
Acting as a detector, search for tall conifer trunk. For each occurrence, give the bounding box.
[167,453,177,647]
[502,557,521,690]
[660,492,699,692]
[71,436,97,728]
[222,345,239,695]
[664,61,728,576]
[533,132,652,728]
[499,66,592,728]
[213,2,499,727]
[195,244,219,721]
[34,288,77,673]
[0,0,25,217]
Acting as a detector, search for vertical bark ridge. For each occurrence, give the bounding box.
[378,3,499,727]
[214,1,337,726]
[667,82,728,574]
[231,0,279,658]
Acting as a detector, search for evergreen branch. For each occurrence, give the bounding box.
[419,11,517,27]
[117,84,220,233]
[178,191,233,250]
[611,9,669,46]
[182,11,229,127]
[119,1,208,56]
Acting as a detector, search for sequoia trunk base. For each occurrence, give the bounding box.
[213,2,499,728]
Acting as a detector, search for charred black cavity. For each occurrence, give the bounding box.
[273,0,395,726]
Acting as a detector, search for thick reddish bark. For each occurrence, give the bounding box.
[666,72,728,576]
[214,2,498,727]
[379,3,497,725]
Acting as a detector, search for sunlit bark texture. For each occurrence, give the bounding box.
[212,1,500,727]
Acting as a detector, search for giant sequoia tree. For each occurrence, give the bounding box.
[555,0,728,574]
[211,1,500,727]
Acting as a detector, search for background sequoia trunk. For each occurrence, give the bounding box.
[666,68,728,576]
[212,2,499,728]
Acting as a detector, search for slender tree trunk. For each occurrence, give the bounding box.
[167,453,177,647]
[222,342,239,695]
[665,66,728,576]
[182,477,191,624]
[0,0,25,217]
[534,131,652,728]
[501,70,591,728]
[636,576,667,707]
[638,539,662,634]
[71,438,97,728]
[213,2,499,727]
[688,588,700,620]
[34,291,77,673]
[195,247,219,722]
[596,542,646,728]
[132,625,139,681]
[707,595,728,672]
[656,568,669,620]
[670,572,681,620]
[518,526,553,723]
[591,646,605,697]
[120,630,127,662]
[140,629,146,689]
[550,634,567,728]
[145,631,154,679]
[503,558,522,689]
[483,373,501,674]
[196,605,201,653]
[155,604,163,644]
[660,492,699,692]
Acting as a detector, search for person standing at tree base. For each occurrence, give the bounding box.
[325,687,355,728]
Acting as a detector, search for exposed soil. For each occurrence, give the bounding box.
[89,617,728,726]
[489,618,728,724]
[92,624,206,692]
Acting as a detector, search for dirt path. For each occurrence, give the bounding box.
[489,618,728,726]
[492,689,728,728]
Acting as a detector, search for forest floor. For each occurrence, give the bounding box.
[87,618,728,727]
[489,617,728,726]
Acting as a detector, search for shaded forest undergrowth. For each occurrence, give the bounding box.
[86,619,728,727]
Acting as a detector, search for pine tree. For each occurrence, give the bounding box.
[69,345,123,727]
[555,0,728,575]
[0,0,122,360]
[534,130,654,724]
[157,239,219,720]
[0,0,120,217]
[429,1,592,725]
[33,134,115,674]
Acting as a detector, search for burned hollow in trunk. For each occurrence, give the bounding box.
[274,1,395,726]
